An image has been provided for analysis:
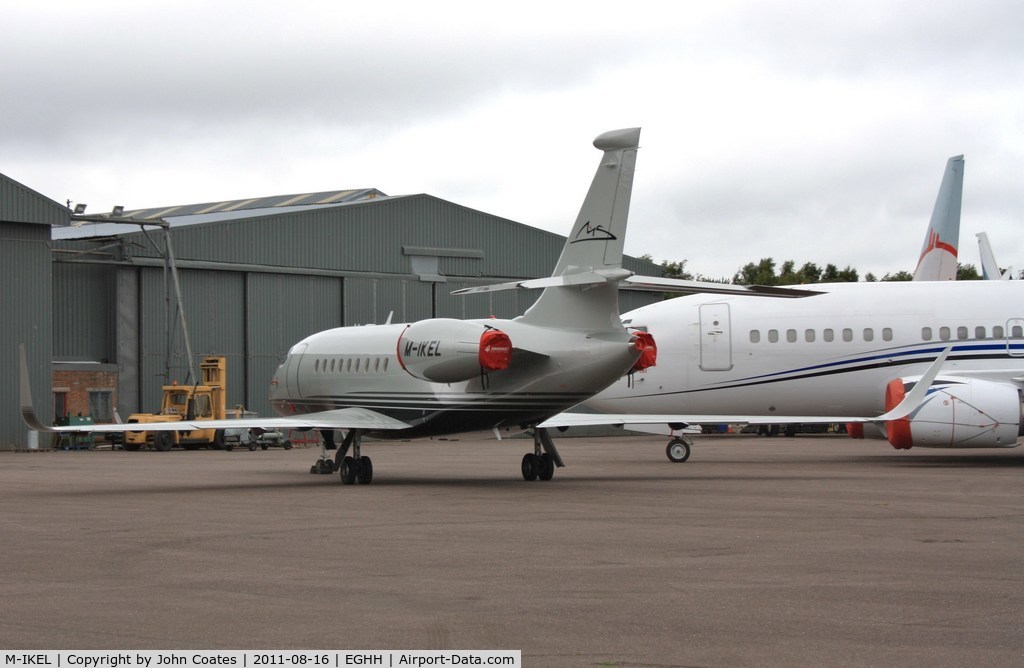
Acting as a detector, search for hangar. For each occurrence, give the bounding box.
[2,173,662,449]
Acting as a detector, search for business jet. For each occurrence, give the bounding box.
[542,157,1023,463]
[22,127,834,484]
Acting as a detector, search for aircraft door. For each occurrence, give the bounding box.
[1007,319,1024,357]
[699,303,733,371]
[285,343,308,397]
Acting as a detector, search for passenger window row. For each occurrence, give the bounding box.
[312,357,390,374]
[749,324,1024,344]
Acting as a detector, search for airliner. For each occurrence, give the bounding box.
[22,127,830,484]
[542,157,1023,463]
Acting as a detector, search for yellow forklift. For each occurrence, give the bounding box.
[123,356,229,451]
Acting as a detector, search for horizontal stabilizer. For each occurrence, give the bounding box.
[620,276,821,298]
[453,273,820,298]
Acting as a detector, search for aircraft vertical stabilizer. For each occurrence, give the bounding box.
[913,155,964,281]
[520,127,641,329]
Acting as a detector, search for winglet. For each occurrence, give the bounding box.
[874,346,952,421]
[19,343,54,432]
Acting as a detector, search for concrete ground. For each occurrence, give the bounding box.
[1,433,1022,667]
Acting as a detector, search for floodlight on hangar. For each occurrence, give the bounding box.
[73,203,87,214]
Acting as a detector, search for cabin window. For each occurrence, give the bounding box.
[957,326,969,340]
[976,326,987,339]
[993,325,1005,339]
[383,358,389,372]
[750,330,761,343]
[354,358,361,372]
[786,329,797,343]
[805,329,815,342]
[768,329,779,343]
[939,326,951,341]
[863,328,874,342]
[842,328,853,342]
[374,358,381,373]
[882,328,893,342]
[1013,325,1024,338]
[314,359,320,373]
[922,327,932,341]
[330,359,336,373]
[823,328,834,342]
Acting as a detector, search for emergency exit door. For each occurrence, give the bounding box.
[699,303,733,371]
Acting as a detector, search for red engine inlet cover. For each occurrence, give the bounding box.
[629,331,657,372]
[479,329,512,372]
[884,378,914,449]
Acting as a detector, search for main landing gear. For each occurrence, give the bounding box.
[309,429,374,485]
[666,435,692,463]
[521,427,564,481]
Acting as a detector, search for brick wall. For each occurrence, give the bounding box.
[52,368,118,423]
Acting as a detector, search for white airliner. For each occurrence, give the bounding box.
[21,127,834,484]
[542,154,1020,462]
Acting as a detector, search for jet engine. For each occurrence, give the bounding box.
[882,377,1023,449]
[397,319,512,383]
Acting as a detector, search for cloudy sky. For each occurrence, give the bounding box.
[3,0,1023,279]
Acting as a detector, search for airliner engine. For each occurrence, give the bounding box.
[397,319,512,383]
[882,377,1022,449]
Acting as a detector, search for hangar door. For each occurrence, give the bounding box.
[699,303,733,371]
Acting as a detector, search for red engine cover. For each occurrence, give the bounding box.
[479,329,512,372]
[629,331,657,372]
[884,378,914,449]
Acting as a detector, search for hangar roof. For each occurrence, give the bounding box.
[53,187,387,239]
[0,173,71,227]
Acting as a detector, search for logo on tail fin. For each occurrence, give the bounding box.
[571,221,618,244]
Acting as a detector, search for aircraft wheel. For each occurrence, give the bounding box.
[538,453,555,481]
[340,456,357,485]
[248,443,257,451]
[153,431,173,452]
[310,464,318,474]
[521,453,539,481]
[357,456,373,485]
[666,437,691,463]
[283,440,293,450]
[124,442,141,452]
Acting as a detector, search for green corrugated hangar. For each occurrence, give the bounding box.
[1,174,662,449]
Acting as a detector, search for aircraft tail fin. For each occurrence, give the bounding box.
[977,232,1011,280]
[913,155,964,281]
[519,127,641,329]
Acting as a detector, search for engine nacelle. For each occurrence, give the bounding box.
[397,319,512,383]
[884,376,1022,449]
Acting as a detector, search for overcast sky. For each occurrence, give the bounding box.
[3,0,1023,279]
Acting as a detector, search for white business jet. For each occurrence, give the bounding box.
[22,128,828,484]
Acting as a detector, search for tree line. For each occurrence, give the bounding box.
[645,256,985,286]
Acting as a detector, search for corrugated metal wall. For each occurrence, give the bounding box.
[0,223,52,449]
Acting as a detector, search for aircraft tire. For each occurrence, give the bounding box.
[521,453,539,481]
[340,456,357,485]
[666,438,691,463]
[538,453,555,481]
[357,456,373,484]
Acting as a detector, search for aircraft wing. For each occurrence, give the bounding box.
[21,405,413,434]
[542,346,952,430]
